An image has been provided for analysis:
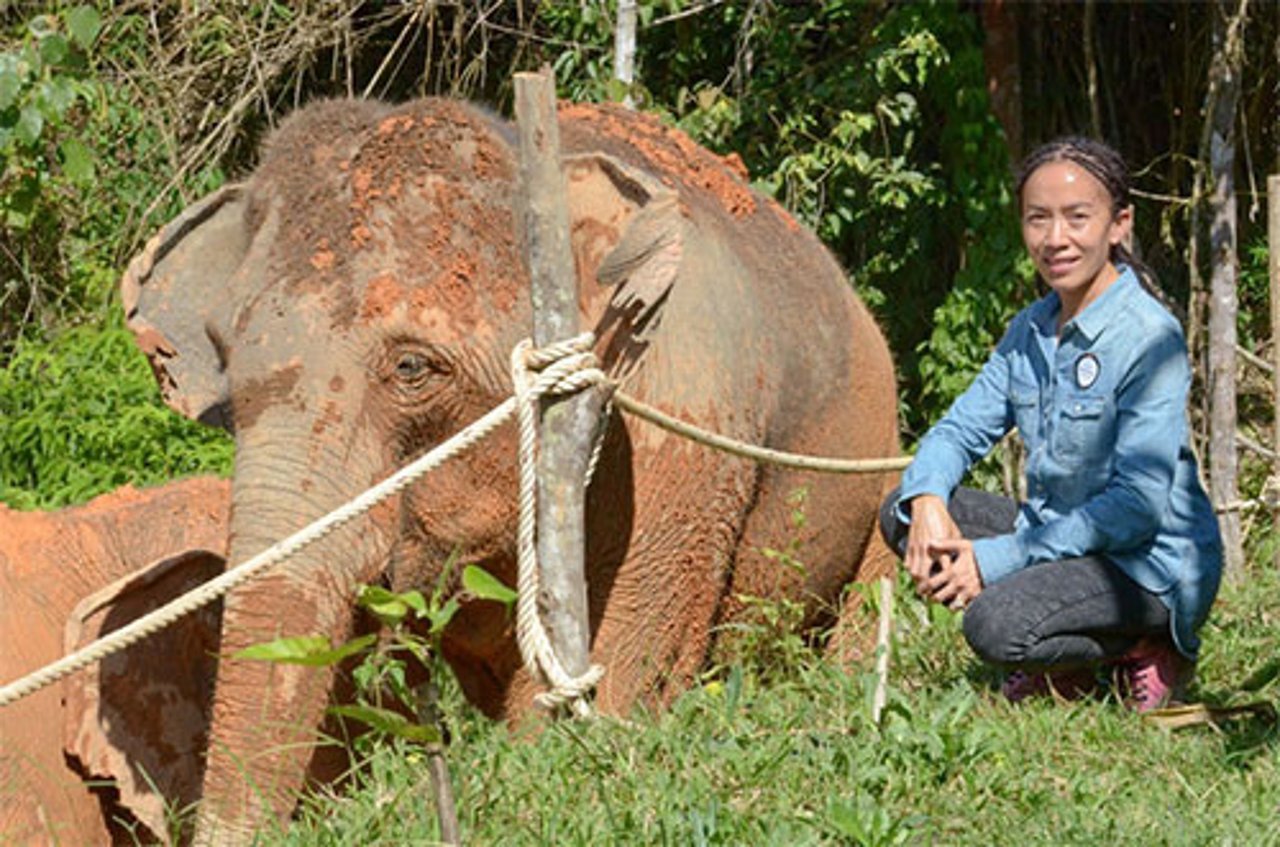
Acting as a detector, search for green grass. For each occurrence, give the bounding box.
[263,563,1280,847]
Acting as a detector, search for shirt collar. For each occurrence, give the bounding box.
[1032,265,1139,344]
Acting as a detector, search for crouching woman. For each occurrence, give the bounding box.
[880,137,1222,711]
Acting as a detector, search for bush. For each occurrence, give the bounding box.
[0,317,232,509]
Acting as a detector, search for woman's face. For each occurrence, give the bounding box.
[1020,160,1132,318]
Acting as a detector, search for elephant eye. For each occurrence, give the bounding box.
[390,347,451,389]
[396,353,429,379]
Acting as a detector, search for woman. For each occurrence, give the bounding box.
[881,137,1222,711]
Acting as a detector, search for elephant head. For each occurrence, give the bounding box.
[0,477,230,845]
[123,98,684,838]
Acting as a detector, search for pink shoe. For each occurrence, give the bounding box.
[1116,639,1192,713]
[1002,667,1099,704]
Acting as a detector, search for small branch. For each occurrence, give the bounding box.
[1239,432,1277,460]
[1237,343,1274,376]
[427,744,460,845]
[1130,187,1195,206]
[872,576,893,725]
[652,0,728,27]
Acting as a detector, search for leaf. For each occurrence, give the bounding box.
[234,633,376,666]
[38,78,76,117]
[426,596,460,635]
[328,704,441,744]
[59,137,94,183]
[358,585,409,622]
[66,6,102,50]
[462,564,517,606]
[358,585,430,625]
[27,15,55,39]
[0,70,21,110]
[38,34,69,67]
[15,105,43,145]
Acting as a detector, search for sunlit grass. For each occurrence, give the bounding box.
[273,559,1280,845]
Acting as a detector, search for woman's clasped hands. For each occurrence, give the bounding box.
[904,494,983,610]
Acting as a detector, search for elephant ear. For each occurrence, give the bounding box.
[564,153,684,377]
[122,184,251,431]
[62,548,225,845]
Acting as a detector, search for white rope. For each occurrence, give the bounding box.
[0,398,518,708]
[0,334,908,710]
[511,333,606,715]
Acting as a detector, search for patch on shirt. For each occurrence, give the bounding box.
[1074,353,1100,389]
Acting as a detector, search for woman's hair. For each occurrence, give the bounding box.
[1015,136,1180,318]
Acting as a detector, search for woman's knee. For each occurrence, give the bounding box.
[962,592,1028,666]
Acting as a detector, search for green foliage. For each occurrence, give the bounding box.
[542,1,1027,441]
[234,634,379,667]
[0,318,232,509]
[0,4,106,344]
[268,558,1280,846]
[0,5,102,226]
[1237,234,1271,352]
[236,553,519,751]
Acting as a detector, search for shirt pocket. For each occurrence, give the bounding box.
[1009,379,1041,445]
[1054,394,1111,464]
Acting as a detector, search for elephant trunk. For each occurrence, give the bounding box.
[194,430,392,843]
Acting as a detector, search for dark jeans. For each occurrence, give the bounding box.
[879,486,1171,670]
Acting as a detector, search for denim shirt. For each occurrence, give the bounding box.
[898,267,1222,658]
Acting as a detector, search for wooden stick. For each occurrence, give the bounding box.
[872,576,893,724]
[513,70,606,692]
[1269,174,1280,568]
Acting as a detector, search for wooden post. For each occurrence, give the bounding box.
[1206,0,1246,580]
[1270,174,1280,567]
[514,70,606,693]
[614,0,637,108]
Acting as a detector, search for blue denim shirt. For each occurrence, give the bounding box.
[898,267,1222,658]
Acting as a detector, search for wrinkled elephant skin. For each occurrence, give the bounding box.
[123,97,900,840]
[0,477,230,845]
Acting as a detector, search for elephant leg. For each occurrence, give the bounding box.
[718,459,891,651]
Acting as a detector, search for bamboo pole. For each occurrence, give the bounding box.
[513,70,606,696]
[1270,174,1280,567]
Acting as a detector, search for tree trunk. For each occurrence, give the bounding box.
[1270,174,1280,568]
[979,0,1022,160]
[614,0,637,108]
[1084,0,1102,137]
[1206,0,1249,580]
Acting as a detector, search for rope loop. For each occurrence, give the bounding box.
[510,333,608,716]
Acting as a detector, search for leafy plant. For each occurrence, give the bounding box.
[235,558,517,749]
[0,318,233,509]
[0,4,105,345]
[712,488,819,682]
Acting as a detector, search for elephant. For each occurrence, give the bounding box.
[0,476,230,845]
[122,96,900,841]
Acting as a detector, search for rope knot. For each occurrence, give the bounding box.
[512,332,604,403]
[511,332,607,716]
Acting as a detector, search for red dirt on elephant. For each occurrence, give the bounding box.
[360,273,406,322]
[377,114,415,136]
[310,239,336,271]
[559,103,757,219]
